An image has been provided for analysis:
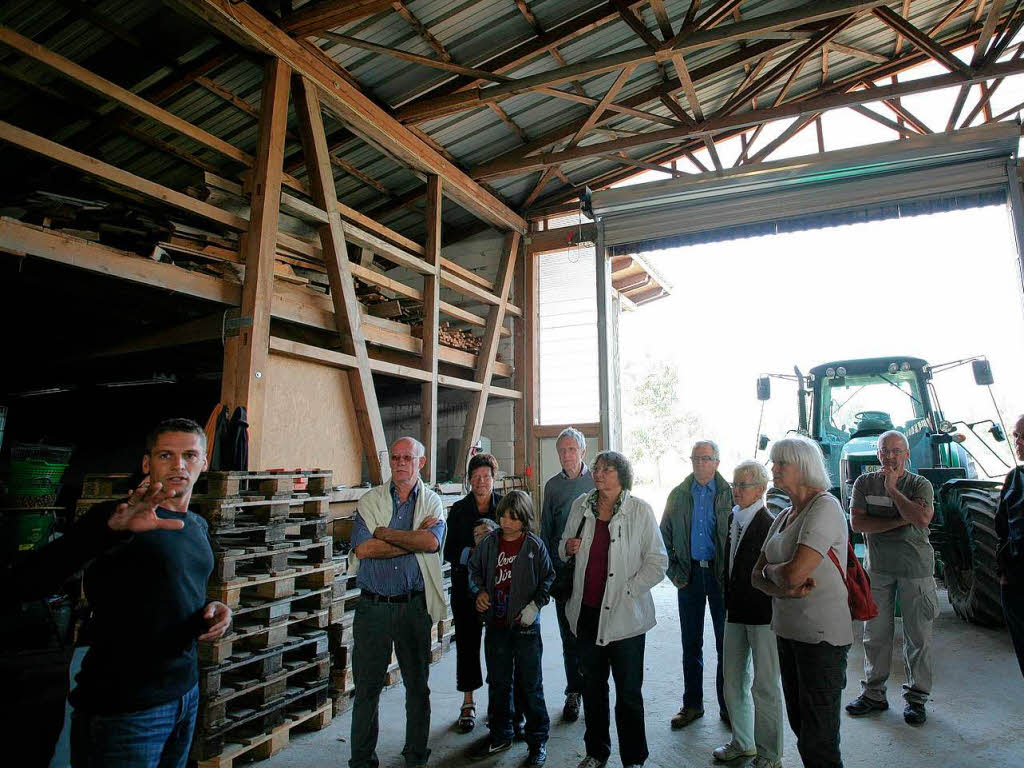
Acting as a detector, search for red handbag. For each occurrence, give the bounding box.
[828,541,879,621]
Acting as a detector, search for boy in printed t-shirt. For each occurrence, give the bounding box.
[468,491,555,765]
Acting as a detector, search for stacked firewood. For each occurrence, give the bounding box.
[438,322,482,353]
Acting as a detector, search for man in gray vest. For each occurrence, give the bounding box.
[539,427,594,722]
[845,430,936,726]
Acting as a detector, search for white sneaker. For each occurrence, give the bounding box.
[750,756,782,768]
[577,758,607,768]
[712,742,757,762]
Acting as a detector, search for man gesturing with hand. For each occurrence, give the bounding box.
[8,417,230,767]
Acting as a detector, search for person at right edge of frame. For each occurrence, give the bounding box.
[845,430,937,727]
[996,413,1024,677]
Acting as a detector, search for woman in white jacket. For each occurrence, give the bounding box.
[559,451,668,768]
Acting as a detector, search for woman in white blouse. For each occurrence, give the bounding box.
[752,436,851,768]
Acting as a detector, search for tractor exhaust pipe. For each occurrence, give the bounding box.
[794,366,808,434]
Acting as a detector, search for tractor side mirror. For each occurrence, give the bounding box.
[972,359,994,385]
[757,376,771,401]
[758,434,770,451]
[991,424,1006,442]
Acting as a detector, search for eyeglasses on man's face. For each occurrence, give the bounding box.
[732,482,762,490]
[878,448,908,457]
[690,456,718,464]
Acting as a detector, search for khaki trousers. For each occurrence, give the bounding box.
[861,572,938,705]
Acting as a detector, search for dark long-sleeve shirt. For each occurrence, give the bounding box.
[540,465,594,569]
[5,501,214,713]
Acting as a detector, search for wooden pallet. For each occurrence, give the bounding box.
[198,655,331,731]
[201,471,333,500]
[193,687,331,764]
[200,631,329,696]
[193,494,330,527]
[211,518,328,549]
[208,562,335,608]
[211,537,332,583]
[200,610,330,665]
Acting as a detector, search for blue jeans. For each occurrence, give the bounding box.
[483,620,549,747]
[777,638,849,768]
[677,562,726,712]
[70,684,199,768]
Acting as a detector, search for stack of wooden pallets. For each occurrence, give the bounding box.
[191,470,336,768]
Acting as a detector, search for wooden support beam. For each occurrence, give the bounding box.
[457,231,520,479]
[281,0,393,36]
[392,0,450,62]
[596,152,687,176]
[474,39,786,174]
[716,15,855,118]
[650,0,674,41]
[872,6,972,76]
[469,55,1024,179]
[860,79,933,133]
[947,0,1008,129]
[420,175,441,484]
[0,25,252,167]
[747,113,820,164]
[396,1,647,114]
[828,41,888,63]
[293,74,389,484]
[180,0,525,233]
[228,58,290,469]
[399,1,882,119]
[851,104,918,135]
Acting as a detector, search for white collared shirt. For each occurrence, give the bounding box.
[729,500,762,575]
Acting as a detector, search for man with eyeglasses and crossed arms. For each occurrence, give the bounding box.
[660,440,733,729]
[845,430,936,727]
[347,437,447,768]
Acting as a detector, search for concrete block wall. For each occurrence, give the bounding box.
[378,393,516,481]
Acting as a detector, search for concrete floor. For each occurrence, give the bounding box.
[268,583,1023,768]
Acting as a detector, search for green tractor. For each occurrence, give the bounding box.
[754,356,1014,627]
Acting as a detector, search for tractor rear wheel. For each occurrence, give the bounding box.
[940,484,1004,627]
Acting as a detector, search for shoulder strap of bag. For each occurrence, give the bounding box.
[827,547,845,582]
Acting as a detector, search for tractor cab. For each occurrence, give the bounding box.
[755,355,1012,627]
[806,357,974,510]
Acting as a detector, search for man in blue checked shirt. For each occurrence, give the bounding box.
[660,440,733,730]
[347,436,447,768]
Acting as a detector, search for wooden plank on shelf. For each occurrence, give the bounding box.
[0,121,245,231]
[294,75,388,485]
[0,218,513,377]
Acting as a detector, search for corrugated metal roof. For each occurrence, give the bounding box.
[0,0,1014,242]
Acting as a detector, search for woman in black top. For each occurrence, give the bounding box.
[443,453,501,732]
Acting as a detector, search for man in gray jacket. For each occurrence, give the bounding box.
[660,440,733,729]
[539,427,594,722]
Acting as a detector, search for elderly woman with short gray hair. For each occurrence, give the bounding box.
[752,436,851,768]
[559,451,668,768]
[713,460,784,768]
